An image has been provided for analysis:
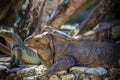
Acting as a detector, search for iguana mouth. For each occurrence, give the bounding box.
[26,45,43,50]
[25,44,37,49]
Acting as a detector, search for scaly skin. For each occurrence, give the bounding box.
[0,30,41,65]
[24,32,120,77]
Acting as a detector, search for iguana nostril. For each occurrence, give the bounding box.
[24,39,28,42]
[24,35,34,43]
[24,38,30,43]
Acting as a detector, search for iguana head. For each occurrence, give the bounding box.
[24,32,54,65]
[0,30,13,37]
[24,32,50,49]
[0,30,14,47]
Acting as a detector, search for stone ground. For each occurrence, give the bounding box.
[0,54,120,80]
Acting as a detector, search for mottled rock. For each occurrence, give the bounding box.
[1,64,120,80]
[34,65,47,75]
[56,70,67,76]
[23,76,38,80]
[6,65,47,80]
[103,77,111,80]
[0,62,10,66]
[85,67,108,75]
[0,57,11,66]
[70,66,107,76]
[109,68,120,79]
[16,66,37,78]
[83,77,90,80]
[49,75,60,80]
[6,73,18,80]
[0,65,8,69]
[0,65,8,79]
[90,75,101,80]
[70,66,87,74]
[74,73,80,80]
[60,73,76,80]
[38,76,49,80]
[79,73,88,79]
[0,57,11,62]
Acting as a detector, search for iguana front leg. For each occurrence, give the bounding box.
[45,56,75,77]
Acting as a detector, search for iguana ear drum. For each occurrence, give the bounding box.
[48,35,55,59]
[40,37,49,46]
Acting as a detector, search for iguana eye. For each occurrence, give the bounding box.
[35,39,40,42]
[5,32,9,34]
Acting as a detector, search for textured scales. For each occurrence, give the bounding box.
[24,32,120,77]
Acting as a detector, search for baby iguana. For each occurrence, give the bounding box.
[0,30,41,66]
[25,32,120,77]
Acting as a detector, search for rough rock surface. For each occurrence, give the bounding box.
[0,56,120,80]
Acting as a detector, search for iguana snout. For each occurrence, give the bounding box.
[0,30,13,38]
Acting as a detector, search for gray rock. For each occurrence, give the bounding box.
[16,66,37,78]
[0,62,10,66]
[6,73,17,80]
[1,64,119,80]
[0,57,11,62]
[38,76,49,80]
[70,66,107,76]
[90,75,101,80]
[0,65,7,69]
[103,77,111,80]
[109,68,120,79]
[34,65,47,75]
[23,76,38,80]
[85,67,108,75]
[70,66,87,74]
[55,70,67,76]
[74,73,80,80]
[79,73,88,79]
[49,75,60,80]
[83,77,90,80]
[0,65,8,79]
[60,73,76,80]
[0,57,11,66]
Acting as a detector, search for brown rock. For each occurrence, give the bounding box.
[49,75,60,80]
[60,73,75,80]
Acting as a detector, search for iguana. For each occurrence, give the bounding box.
[0,30,41,65]
[24,32,120,77]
